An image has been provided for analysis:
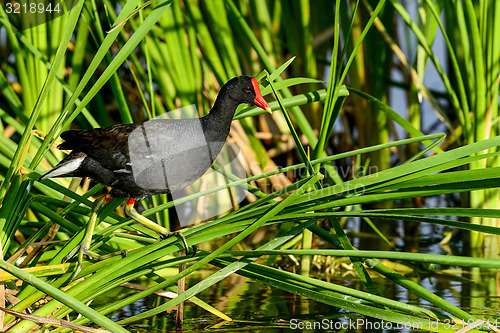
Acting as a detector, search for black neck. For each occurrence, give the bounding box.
[201,86,240,133]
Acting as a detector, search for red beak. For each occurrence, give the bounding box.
[251,78,272,114]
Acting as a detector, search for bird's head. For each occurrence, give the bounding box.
[226,76,272,114]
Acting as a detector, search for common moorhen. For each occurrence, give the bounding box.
[40,76,271,275]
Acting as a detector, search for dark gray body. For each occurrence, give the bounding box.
[40,76,259,198]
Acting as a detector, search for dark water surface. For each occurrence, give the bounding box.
[95,267,499,332]
[91,215,500,332]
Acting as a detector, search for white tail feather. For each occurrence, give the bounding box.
[40,156,85,179]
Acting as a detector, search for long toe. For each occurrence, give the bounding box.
[63,245,80,262]
[190,245,197,257]
[172,231,190,254]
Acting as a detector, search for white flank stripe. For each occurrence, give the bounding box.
[114,168,131,174]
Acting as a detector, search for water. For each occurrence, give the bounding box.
[90,226,499,332]
[94,269,499,332]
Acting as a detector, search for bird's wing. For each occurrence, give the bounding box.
[58,123,143,170]
[59,123,142,151]
[126,119,215,192]
[58,119,207,173]
[127,119,205,162]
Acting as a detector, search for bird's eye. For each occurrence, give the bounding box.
[244,86,251,93]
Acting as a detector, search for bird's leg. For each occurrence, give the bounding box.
[64,194,113,282]
[124,198,191,253]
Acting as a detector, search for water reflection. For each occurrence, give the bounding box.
[91,196,499,332]
[92,264,499,332]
